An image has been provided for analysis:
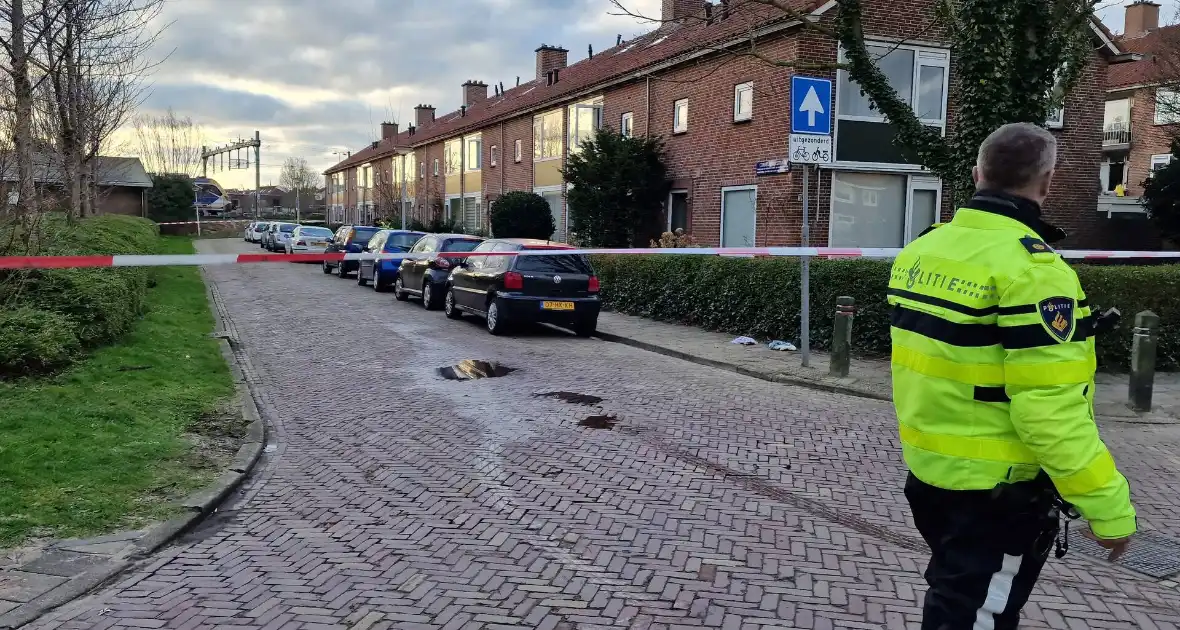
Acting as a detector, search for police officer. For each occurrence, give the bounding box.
[888,123,1136,629]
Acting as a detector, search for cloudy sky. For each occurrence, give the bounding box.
[126,0,1174,190]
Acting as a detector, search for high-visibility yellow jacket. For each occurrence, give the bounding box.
[888,192,1136,539]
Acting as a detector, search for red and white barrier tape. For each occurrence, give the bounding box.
[0,246,1178,270]
[156,219,253,226]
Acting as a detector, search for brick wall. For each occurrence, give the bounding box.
[97,187,145,217]
[416,140,446,221]
[1125,86,1177,197]
[1046,50,1107,249]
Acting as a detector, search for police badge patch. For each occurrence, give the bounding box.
[1038,296,1076,342]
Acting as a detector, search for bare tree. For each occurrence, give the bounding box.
[611,0,1098,203]
[278,157,320,219]
[130,107,204,176]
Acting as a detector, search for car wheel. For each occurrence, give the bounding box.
[394,277,408,301]
[373,269,387,292]
[444,288,462,320]
[422,281,440,310]
[322,261,332,274]
[486,299,509,336]
[337,262,348,278]
[574,316,598,338]
[357,267,369,286]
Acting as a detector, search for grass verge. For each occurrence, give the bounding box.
[0,236,238,548]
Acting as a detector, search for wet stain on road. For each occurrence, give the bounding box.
[579,415,618,430]
[534,391,603,406]
[437,360,516,380]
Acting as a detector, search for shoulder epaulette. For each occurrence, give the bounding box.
[1019,236,1056,260]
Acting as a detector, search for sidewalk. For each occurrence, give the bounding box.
[595,311,1180,425]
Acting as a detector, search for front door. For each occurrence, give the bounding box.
[542,191,564,242]
[721,187,756,247]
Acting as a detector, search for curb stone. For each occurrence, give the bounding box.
[0,287,267,629]
[593,329,892,403]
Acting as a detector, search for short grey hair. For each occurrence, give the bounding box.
[975,123,1058,191]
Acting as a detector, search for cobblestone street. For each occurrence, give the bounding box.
[25,240,1180,630]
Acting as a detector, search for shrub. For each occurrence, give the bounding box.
[490,191,555,240]
[565,128,669,247]
[0,214,160,377]
[591,254,1180,371]
[0,307,81,378]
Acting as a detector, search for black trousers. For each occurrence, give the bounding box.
[905,473,1061,630]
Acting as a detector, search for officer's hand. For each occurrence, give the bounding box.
[1083,529,1132,562]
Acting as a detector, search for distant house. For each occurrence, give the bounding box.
[1,155,153,216]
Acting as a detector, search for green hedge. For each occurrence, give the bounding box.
[591,255,1180,372]
[0,215,160,377]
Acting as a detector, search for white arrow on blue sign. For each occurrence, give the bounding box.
[790,76,833,135]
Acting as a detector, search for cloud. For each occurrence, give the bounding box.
[130,0,660,187]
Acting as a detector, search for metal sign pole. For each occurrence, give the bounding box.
[194,185,201,237]
[801,164,811,368]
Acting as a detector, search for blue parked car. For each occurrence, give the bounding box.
[356,229,426,292]
[323,225,380,277]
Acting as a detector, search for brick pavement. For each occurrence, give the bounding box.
[24,239,1180,629]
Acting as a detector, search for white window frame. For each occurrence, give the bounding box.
[433,159,440,177]
[466,137,482,171]
[621,112,634,137]
[734,82,754,122]
[836,43,949,126]
[719,185,757,247]
[569,102,604,152]
[673,99,689,134]
[834,42,949,170]
[827,172,943,247]
[1151,154,1173,172]
[490,145,499,167]
[534,111,563,161]
[667,189,689,232]
[420,162,425,180]
[1156,88,1180,125]
[514,139,523,162]
[1044,64,1066,129]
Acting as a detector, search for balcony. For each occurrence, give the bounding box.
[1102,122,1132,150]
[1097,194,1145,218]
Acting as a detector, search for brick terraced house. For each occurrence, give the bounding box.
[1099,1,1180,247]
[325,0,1129,248]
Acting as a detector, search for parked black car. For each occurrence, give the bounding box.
[442,238,600,336]
[393,233,484,310]
[322,225,380,277]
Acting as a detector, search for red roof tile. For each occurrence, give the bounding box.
[1108,24,1180,90]
[325,0,826,174]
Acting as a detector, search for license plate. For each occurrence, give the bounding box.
[541,301,575,311]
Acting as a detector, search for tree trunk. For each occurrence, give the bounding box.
[11,0,37,215]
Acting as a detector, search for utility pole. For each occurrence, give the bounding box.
[400,153,407,230]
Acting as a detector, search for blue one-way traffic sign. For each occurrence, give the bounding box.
[790,76,832,135]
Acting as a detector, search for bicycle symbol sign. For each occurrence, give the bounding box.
[788,133,833,165]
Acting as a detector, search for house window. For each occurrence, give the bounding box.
[621,112,634,137]
[466,137,482,171]
[836,43,949,165]
[668,190,688,232]
[829,172,941,247]
[673,99,689,133]
[1044,65,1065,128]
[420,162,425,179]
[734,82,753,122]
[568,101,603,152]
[433,159,439,176]
[514,139,523,162]
[533,110,563,160]
[490,145,499,167]
[1155,88,1180,125]
[720,186,756,247]
[445,139,461,175]
[1151,154,1173,172]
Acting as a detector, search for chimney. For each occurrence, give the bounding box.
[415,104,436,128]
[381,121,398,140]
[1125,1,1160,37]
[535,45,568,82]
[662,0,703,23]
[462,80,488,106]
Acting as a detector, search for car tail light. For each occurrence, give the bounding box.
[504,271,523,290]
[588,276,600,293]
[432,256,451,270]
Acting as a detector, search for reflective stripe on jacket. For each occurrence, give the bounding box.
[888,200,1136,539]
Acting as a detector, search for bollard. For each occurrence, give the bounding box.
[830,296,855,378]
[1128,310,1159,412]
